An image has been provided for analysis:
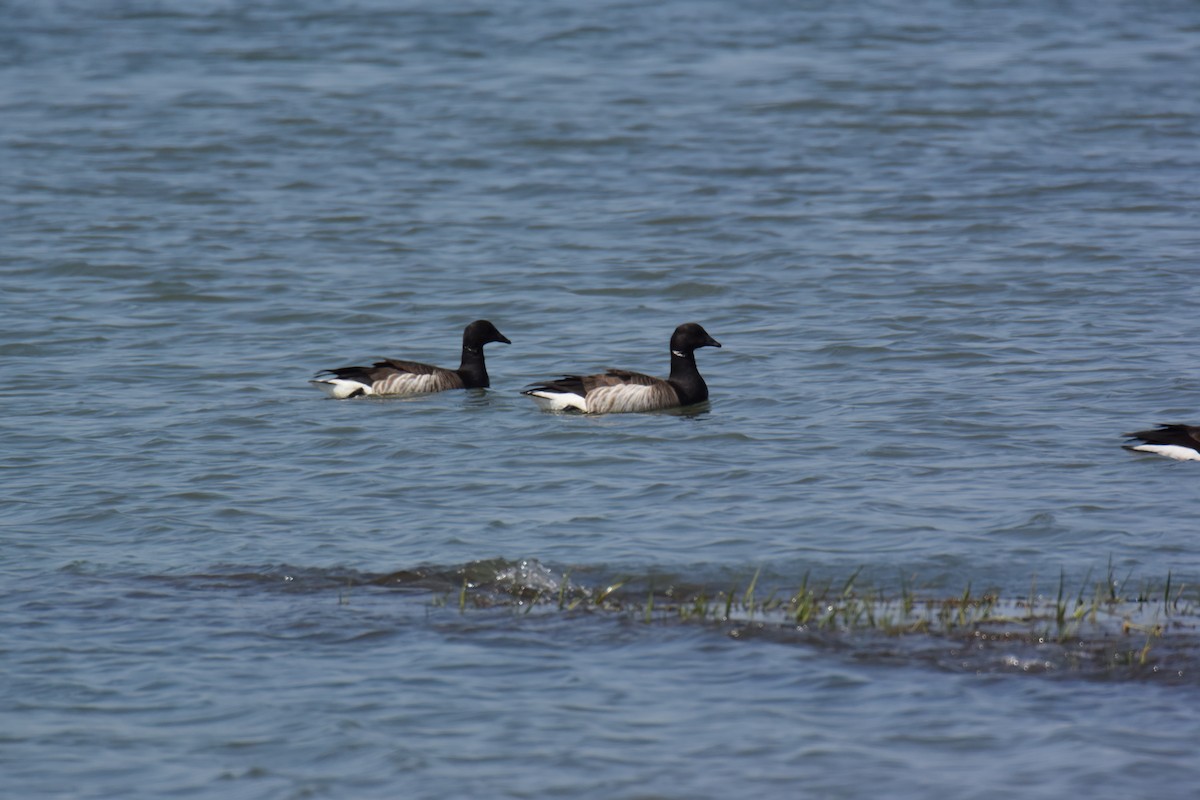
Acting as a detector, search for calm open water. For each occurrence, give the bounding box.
[4,1,1200,797]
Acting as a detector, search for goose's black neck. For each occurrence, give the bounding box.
[456,345,490,388]
[667,349,708,406]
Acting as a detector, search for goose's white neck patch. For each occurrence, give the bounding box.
[1129,444,1200,462]
[671,349,685,358]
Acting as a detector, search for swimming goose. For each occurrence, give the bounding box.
[310,320,510,399]
[522,322,722,413]
[1123,424,1200,461]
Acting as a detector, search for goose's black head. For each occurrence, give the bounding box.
[463,320,511,351]
[670,322,721,356]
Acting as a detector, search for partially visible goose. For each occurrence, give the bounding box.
[522,322,722,414]
[1123,424,1200,461]
[310,320,510,399]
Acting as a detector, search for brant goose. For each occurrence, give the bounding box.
[1123,424,1200,461]
[310,320,510,399]
[522,322,722,414]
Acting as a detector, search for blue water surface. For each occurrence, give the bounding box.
[3,1,1200,798]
